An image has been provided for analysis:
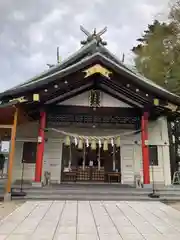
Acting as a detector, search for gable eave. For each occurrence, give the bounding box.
[96,55,180,105]
[45,82,94,105]
[1,39,98,95]
[1,51,180,106]
[98,84,142,108]
[96,44,180,106]
[98,44,127,67]
[0,53,102,98]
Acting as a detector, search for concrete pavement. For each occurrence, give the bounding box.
[0,201,180,239]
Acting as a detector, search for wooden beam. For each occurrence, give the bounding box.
[5,107,18,195]
[101,77,149,105]
[44,78,93,104]
[18,107,33,124]
[0,125,12,129]
[99,84,142,108]
[46,83,93,105]
[46,105,141,116]
[35,71,85,103]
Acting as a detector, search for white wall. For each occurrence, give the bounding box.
[12,121,64,183]
[59,91,132,108]
[12,122,39,182]
[130,117,171,186]
[43,140,63,184]
[16,121,39,140]
[159,117,171,185]
[11,103,171,186]
[44,119,170,186]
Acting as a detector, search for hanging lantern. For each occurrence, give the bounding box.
[78,139,83,149]
[86,138,89,147]
[91,139,96,150]
[74,137,78,146]
[65,136,70,146]
[99,139,102,148]
[115,137,120,147]
[103,140,108,151]
[111,138,114,146]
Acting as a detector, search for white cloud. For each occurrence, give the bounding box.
[0,0,170,91]
[137,3,157,22]
[12,11,25,21]
[40,8,68,26]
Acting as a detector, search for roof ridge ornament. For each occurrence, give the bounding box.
[47,47,61,68]
[83,64,112,79]
[80,26,107,46]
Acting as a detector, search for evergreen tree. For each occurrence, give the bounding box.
[132,9,180,95]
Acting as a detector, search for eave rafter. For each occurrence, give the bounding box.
[4,70,86,106]
[99,84,142,108]
[98,79,165,117]
[82,64,163,110]
[42,75,94,104]
[100,77,148,105]
[45,82,93,105]
[2,61,180,119]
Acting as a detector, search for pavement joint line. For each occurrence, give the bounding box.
[158,203,180,221]
[1,201,180,239]
[51,201,67,240]
[0,202,25,226]
[126,201,164,237]
[116,201,146,239]
[149,203,180,233]
[4,201,40,239]
[136,201,180,235]
[75,200,78,240]
[89,201,100,240]
[29,201,55,238]
[102,201,123,239]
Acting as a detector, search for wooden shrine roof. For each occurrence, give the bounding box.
[0,35,180,102]
[0,27,180,119]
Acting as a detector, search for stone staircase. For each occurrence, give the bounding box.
[10,183,180,201]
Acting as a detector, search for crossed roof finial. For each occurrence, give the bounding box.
[80,26,107,46]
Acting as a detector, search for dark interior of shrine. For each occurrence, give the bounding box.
[61,143,121,183]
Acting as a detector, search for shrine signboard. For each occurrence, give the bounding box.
[46,106,141,128]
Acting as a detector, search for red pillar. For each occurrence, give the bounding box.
[35,111,46,182]
[141,112,150,184]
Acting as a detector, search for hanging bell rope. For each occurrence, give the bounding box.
[86,138,89,147]
[103,140,108,151]
[74,137,78,146]
[91,140,96,150]
[68,143,72,168]
[64,136,70,146]
[78,139,83,149]
[112,144,116,171]
[116,137,120,147]
[99,139,102,148]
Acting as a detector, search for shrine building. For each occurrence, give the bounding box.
[0,27,180,195]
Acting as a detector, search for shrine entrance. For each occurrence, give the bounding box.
[46,105,140,184]
[61,142,121,183]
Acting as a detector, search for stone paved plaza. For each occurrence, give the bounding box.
[0,201,180,239]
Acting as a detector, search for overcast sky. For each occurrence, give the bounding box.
[0,0,170,91]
